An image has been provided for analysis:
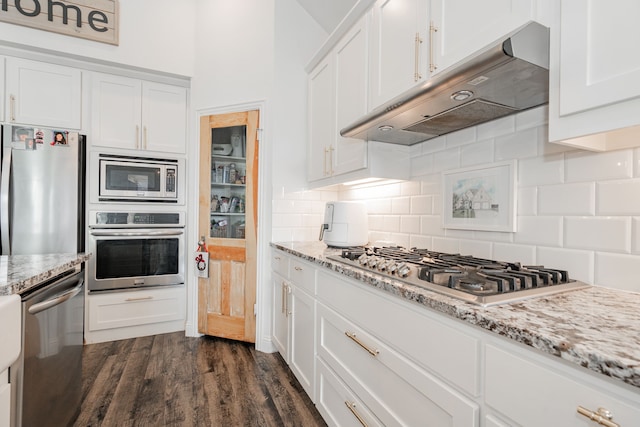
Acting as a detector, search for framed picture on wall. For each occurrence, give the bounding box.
[442,160,517,232]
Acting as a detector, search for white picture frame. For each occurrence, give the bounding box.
[442,160,517,232]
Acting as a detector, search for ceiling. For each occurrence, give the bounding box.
[295,0,358,33]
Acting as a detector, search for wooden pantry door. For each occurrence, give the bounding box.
[198,110,259,343]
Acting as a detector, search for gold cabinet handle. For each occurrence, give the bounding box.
[323,147,329,176]
[329,145,335,175]
[281,281,286,314]
[414,32,423,81]
[294,266,302,271]
[125,296,153,302]
[345,331,379,357]
[577,406,619,427]
[345,401,368,427]
[429,22,438,73]
[9,94,16,122]
[274,256,281,260]
[135,125,140,149]
[286,284,292,316]
[143,125,148,150]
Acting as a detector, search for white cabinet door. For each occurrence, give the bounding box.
[430,0,534,74]
[91,73,142,150]
[549,0,640,148]
[0,372,9,427]
[485,343,640,427]
[5,57,82,129]
[142,82,187,154]
[334,16,368,176]
[289,285,316,401]
[369,0,429,109]
[308,56,335,181]
[0,57,4,123]
[272,274,290,360]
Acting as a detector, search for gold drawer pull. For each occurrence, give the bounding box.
[294,266,302,271]
[274,256,281,260]
[125,296,153,302]
[345,331,379,357]
[577,406,619,427]
[345,401,368,427]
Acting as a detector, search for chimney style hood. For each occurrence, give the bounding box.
[340,21,550,146]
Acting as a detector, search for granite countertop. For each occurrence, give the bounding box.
[272,241,640,390]
[0,253,91,296]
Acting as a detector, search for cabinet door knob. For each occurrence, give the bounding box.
[577,406,619,427]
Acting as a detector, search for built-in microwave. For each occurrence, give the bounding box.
[99,154,178,202]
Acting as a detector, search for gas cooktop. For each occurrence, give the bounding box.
[327,247,590,306]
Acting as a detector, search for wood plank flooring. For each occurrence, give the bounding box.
[74,332,327,427]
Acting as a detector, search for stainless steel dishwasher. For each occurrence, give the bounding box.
[10,267,85,427]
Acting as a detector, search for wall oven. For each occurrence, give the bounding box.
[88,211,185,292]
[98,154,178,202]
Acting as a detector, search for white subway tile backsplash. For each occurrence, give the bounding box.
[421,137,446,154]
[495,127,539,160]
[446,127,476,147]
[366,198,392,214]
[595,253,640,292]
[411,153,434,177]
[432,148,460,173]
[382,215,401,232]
[538,183,595,215]
[518,153,565,186]
[597,179,640,215]
[411,195,433,214]
[517,187,537,216]
[420,175,441,195]
[564,217,631,253]
[459,240,492,258]
[400,216,421,233]
[460,139,494,167]
[477,115,515,140]
[432,237,460,253]
[410,235,433,249]
[537,247,594,284]
[515,216,563,246]
[391,197,411,214]
[633,218,640,254]
[389,233,410,248]
[401,181,421,196]
[368,215,384,230]
[272,213,303,228]
[421,215,445,236]
[566,149,633,182]
[493,243,536,264]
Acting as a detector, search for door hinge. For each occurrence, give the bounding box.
[257,128,263,141]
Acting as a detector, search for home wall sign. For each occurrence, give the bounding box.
[0,0,119,45]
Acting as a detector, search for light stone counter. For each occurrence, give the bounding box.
[272,241,640,390]
[0,253,91,296]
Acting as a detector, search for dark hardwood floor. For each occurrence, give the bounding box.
[74,332,327,427]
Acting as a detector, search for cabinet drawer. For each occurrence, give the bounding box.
[88,286,185,331]
[316,358,384,427]
[271,250,290,278]
[485,343,640,427]
[317,303,479,427]
[290,258,316,294]
[317,270,480,395]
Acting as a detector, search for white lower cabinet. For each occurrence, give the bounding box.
[316,358,384,427]
[0,370,9,427]
[289,284,316,400]
[85,286,186,344]
[485,340,640,427]
[317,302,479,426]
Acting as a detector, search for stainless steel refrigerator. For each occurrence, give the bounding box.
[1,125,86,427]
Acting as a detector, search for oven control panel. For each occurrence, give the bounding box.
[91,212,184,227]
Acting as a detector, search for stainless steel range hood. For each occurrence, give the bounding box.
[340,21,550,146]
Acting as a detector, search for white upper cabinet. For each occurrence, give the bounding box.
[308,16,368,182]
[5,57,82,129]
[334,16,369,176]
[549,0,640,150]
[91,72,187,154]
[369,0,429,109]
[430,0,534,74]
[0,57,4,123]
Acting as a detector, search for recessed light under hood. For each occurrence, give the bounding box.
[340,21,550,146]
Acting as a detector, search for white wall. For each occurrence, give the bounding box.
[273,106,640,294]
[0,0,197,76]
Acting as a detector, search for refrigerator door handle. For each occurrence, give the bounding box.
[1,146,12,255]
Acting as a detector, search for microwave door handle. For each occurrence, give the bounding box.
[90,230,184,237]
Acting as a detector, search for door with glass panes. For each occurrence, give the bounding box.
[198,110,259,342]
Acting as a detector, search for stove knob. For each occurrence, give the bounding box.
[358,254,369,266]
[377,260,388,272]
[396,262,411,278]
[368,257,380,269]
[387,261,398,274]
